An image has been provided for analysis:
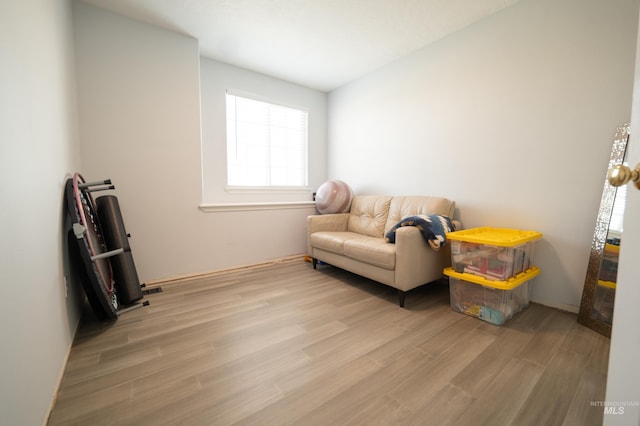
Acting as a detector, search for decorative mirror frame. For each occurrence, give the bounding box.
[578,123,630,337]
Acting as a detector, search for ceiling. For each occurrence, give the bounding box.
[79,0,521,92]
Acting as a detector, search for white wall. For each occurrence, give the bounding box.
[328,0,639,311]
[0,0,83,424]
[73,3,324,282]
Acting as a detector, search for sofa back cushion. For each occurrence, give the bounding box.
[384,196,455,235]
[348,195,393,238]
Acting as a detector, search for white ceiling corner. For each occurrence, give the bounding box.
[79,0,521,92]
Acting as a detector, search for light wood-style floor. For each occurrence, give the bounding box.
[48,257,610,425]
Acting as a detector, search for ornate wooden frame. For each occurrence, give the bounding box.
[577,123,629,337]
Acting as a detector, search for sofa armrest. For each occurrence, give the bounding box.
[394,226,450,291]
[307,213,350,255]
[307,213,350,233]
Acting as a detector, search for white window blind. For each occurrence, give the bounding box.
[226,93,308,188]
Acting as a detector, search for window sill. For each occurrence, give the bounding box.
[199,201,316,213]
[225,186,312,194]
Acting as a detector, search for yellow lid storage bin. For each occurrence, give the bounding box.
[592,281,616,324]
[598,242,620,284]
[444,267,540,325]
[447,227,542,281]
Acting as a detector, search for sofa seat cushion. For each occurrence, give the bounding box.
[344,237,396,270]
[309,231,354,254]
[310,231,396,270]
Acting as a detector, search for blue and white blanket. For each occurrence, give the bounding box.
[385,214,454,251]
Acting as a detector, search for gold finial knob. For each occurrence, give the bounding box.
[608,164,640,189]
[608,165,632,186]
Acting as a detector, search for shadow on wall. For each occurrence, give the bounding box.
[60,179,88,336]
[530,239,581,311]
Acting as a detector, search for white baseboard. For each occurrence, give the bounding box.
[144,254,306,287]
[530,297,579,314]
[44,323,79,426]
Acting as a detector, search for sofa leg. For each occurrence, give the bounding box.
[398,291,406,308]
[312,258,317,269]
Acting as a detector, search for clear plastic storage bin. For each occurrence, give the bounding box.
[444,266,540,325]
[592,280,616,324]
[448,227,542,281]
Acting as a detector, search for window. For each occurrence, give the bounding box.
[226,93,308,188]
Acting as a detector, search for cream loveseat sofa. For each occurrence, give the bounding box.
[307,195,457,307]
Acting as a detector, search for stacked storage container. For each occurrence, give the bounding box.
[444,227,542,325]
